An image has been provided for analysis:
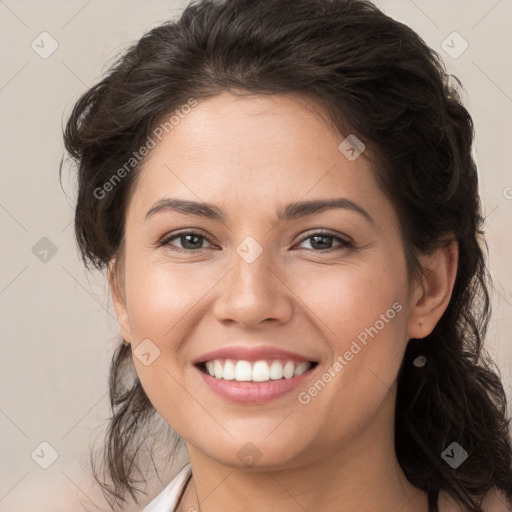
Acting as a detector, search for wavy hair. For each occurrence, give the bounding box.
[62,0,512,510]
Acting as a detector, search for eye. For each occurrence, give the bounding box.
[295,229,353,251]
[158,229,353,253]
[159,231,214,252]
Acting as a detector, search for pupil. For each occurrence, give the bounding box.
[183,234,202,249]
[311,235,331,249]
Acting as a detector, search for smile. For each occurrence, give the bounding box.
[193,344,320,403]
[197,359,318,382]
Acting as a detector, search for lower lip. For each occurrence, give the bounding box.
[195,365,317,404]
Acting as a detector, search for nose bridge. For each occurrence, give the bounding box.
[230,235,277,299]
[213,235,292,325]
[234,240,272,290]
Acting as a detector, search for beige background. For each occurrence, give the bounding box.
[0,1,511,511]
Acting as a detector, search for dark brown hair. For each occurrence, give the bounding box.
[62,0,512,510]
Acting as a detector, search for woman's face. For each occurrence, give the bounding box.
[112,91,425,469]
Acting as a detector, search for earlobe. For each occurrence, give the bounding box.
[108,259,133,343]
[407,239,459,340]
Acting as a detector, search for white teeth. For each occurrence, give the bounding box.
[235,360,253,381]
[222,359,236,380]
[201,359,313,382]
[294,362,310,377]
[252,361,270,382]
[214,360,223,379]
[283,361,295,379]
[269,360,283,380]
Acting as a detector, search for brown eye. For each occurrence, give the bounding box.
[296,230,353,251]
[160,231,212,251]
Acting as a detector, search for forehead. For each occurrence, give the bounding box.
[127,91,391,225]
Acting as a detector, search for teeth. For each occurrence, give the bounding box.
[294,362,311,376]
[223,359,236,380]
[201,359,313,382]
[269,360,283,380]
[235,360,252,381]
[214,360,223,379]
[283,361,295,379]
[252,361,270,382]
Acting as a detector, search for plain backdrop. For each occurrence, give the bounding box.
[0,1,511,511]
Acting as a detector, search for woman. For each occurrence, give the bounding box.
[62,0,512,511]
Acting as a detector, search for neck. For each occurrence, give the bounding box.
[177,392,428,512]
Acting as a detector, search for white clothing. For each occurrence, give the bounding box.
[142,463,192,512]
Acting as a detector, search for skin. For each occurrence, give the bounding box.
[110,91,459,512]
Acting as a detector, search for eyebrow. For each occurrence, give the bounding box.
[145,197,374,224]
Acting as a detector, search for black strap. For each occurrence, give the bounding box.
[428,485,439,512]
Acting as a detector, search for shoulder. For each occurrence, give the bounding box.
[480,489,512,512]
[438,488,512,512]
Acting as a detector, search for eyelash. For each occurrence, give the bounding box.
[158,229,353,253]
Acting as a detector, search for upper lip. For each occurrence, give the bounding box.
[193,345,318,364]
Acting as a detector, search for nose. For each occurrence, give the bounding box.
[212,244,293,328]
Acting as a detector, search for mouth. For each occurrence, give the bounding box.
[192,345,320,403]
[195,359,319,382]
[194,358,319,404]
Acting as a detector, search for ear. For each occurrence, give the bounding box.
[108,259,133,343]
[407,239,459,339]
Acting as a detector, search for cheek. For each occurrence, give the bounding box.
[121,257,209,423]
[293,255,410,417]
[123,256,208,342]
[299,254,408,346]
[123,244,410,369]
